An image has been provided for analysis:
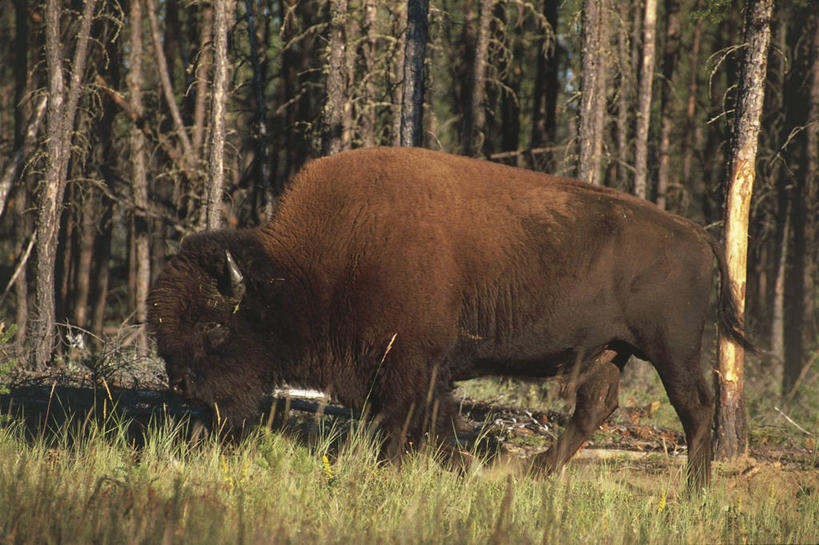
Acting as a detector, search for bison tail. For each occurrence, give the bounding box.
[707,235,757,354]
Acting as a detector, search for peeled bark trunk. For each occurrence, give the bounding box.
[715,0,772,461]
[205,0,235,230]
[633,0,656,199]
[399,0,429,147]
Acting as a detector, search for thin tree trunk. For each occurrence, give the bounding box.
[360,0,378,148]
[576,0,609,185]
[399,0,430,147]
[462,0,493,156]
[655,0,680,210]
[615,0,632,189]
[72,191,96,328]
[321,0,349,156]
[391,1,407,146]
[529,1,558,171]
[681,15,703,195]
[784,15,819,394]
[0,96,47,220]
[145,0,195,166]
[633,0,656,199]
[243,0,273,218]
[31,0,68,369]
[771,198,789,363]
[206,0,235,230]
[192,5,214,157]
[715,0,772,461]
[128,0,150,352]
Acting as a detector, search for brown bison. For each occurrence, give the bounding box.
[148,147,750,486]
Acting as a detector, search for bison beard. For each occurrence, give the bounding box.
[148,147,751,487]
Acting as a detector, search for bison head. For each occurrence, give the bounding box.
[147,230,282,431]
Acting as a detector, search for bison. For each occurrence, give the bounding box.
[148,147,751,486]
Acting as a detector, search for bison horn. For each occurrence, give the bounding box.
[224,250,246,298]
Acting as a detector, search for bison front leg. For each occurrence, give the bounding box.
[533,350,623,475]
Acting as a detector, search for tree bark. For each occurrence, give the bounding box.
[193,5,214,157]
[399,0,430,147]
[206,0,235,230]
[576,0,609,185]
[31,0,68,369]
[127,0,150,352]
[680,14,703,201]
[529,1,558,171]
[614,0,632,189]
[655,0,680,210]
[633,0,657,199]
[360,0,378,148]
[715,0,772,461]
[321,0,349,156]
[462,0,493,156]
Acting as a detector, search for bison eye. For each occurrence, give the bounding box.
[203,321,229,350]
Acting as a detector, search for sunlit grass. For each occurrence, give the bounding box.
[1,406,817,545]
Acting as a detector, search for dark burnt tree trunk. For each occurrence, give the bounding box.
[783,13,819,395]
[655,0,680,210]
[529,1,559,171]
[462,0,493,156]
[576,0,609,185]
[243,0,273,218]
[321,0,349,156]
[206,0,235,230]
[680,12,703,210]
[633,0,657,199]
[715,0,772,461]
[399,0,429,147]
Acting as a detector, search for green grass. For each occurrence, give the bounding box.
[1,408,817,545]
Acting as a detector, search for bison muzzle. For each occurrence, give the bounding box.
[148,147,751,487]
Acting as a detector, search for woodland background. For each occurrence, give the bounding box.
[0,0,816,402]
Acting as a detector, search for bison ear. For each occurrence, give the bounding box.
[222,250,246,299]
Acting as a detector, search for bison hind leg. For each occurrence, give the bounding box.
[532,347,631,475]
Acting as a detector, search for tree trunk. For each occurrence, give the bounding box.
[243,0,273,218]
[391,1,408,146]
[30,0,68,369]
[680,14,703,203]
[206,0,235,230]
[399,0,430,147]
[655,0,680,210]
[633,0,656,199]
[72,191,96,328]
[614,0,632,189]
[783,14,819,394]
[576,0,609,185]
[715,0,772,461]
[128,0,150,352]
[360,0,378,148]
[192,5,214,157]
[462,0,493,156]
[530,1,558,171]
[321,0,349,156]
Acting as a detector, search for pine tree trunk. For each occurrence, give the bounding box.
[206,0,235,230]
[633,0,657,199]
[715,0,772,461]
[655,0,680,210]
[360,0,378,148]
[462,0,493,156]
[529,1,558,171]
[615,0,632,189]
[577,0,609,185]
[321,0,349,156]
[399,0,429,147]
[192,5,213,158]
[681,15,703,198]
[128,0,150,352]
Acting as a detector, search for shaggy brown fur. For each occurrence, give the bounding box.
[148,147,750,486]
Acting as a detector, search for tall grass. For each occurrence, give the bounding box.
[1,408,817,545]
